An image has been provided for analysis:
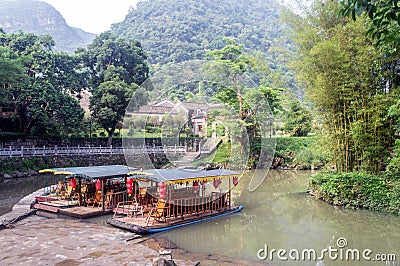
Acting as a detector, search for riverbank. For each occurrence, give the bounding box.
[0,215,198,265]
[0,184,264,265]
[309,171,400,215]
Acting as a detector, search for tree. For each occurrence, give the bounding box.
[339,0,400,45]
[90,66,148,145]
[282,99,312,137]
[79,31,149,89]
[205,38,282,167]
[205,37,251,119]
[81,31,150,143]
[0,31,85,136]
[287,0,396,173]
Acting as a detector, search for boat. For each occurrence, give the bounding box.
[107,168,244,234]
[35,165,136,218]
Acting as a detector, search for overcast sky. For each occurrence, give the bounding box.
[41,0,141,34]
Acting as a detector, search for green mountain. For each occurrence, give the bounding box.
[0,0,95,53]
[111,0,288,66]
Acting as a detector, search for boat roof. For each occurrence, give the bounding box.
[128,169,241,184]
[39,165,135,180]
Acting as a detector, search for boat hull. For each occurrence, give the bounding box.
[106,205,244,234]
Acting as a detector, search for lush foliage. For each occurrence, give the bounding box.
[286,1,400,173]
[112,0,285,65]
[204,39,283,168]
[282,99,312,137]
[275,136,327,168]
[310,172,400,215]
[0,31,85,137]
[339,0,400,45]
[79,32,150,145]
[111,0,299,95]
[78,31,149,88]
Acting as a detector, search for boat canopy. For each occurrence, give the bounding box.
[39,165,136,180]
[128,169,241,185]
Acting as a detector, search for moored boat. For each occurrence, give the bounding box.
[107,168,244,234]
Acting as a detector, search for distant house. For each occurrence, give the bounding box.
[132,99,215,137]
[174,102,212,136]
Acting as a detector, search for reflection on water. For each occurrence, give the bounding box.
[160,170,400,265]
[0,175,64,216]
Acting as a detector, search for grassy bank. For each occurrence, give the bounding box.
[309,172,400,215]
[195,136,328,169]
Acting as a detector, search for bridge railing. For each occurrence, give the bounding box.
[0,145,186,158]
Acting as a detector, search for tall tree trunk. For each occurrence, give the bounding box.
[106,128,115,146]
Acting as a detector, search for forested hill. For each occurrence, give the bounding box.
[111,0,287,65]
[0,0,95,53]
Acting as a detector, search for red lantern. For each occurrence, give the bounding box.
[159,187,166,194]
[160,193,166,199]
[127,178,133,184]
[233,177,239,186]
[70,178,77,189]
[213,179,221,189]
[127,189,133,195]
[193,181,199,192]
[159,182,165,188]
[127,183,133,190]
[95,180,101,191]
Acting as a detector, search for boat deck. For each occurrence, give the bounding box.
[34,198,112,219]
[108,206,243,234]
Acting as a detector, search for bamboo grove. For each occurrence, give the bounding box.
[286,1,400,174]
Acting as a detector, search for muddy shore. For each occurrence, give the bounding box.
[0,214,265,266]
[0,186,264,265]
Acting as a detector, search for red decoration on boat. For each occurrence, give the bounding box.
[159,193,166,199]
[213,179,221,188]
[159,187,166,194]
[233,177,239,186]
[127,183,133,190]
[127,188,133,195]
[193,181,199,192]
[70,178,76,188]
[127,178,133,185]
[95,180,101,191]
[159,182,165,188]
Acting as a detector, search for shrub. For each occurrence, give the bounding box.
[309,171,400,215]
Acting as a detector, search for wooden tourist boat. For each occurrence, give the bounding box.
[107,169,244,234]
[35,165,136,218]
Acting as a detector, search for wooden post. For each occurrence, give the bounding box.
[228,177,231,208]
[101,179,105,213]
[78,177,82,206]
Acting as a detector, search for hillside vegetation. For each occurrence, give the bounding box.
[112,0,289,67]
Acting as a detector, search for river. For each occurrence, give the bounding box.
[0,174,64,216]
[1,170,400,265]
[157,170,400,265]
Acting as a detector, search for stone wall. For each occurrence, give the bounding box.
[0,153,176,179]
